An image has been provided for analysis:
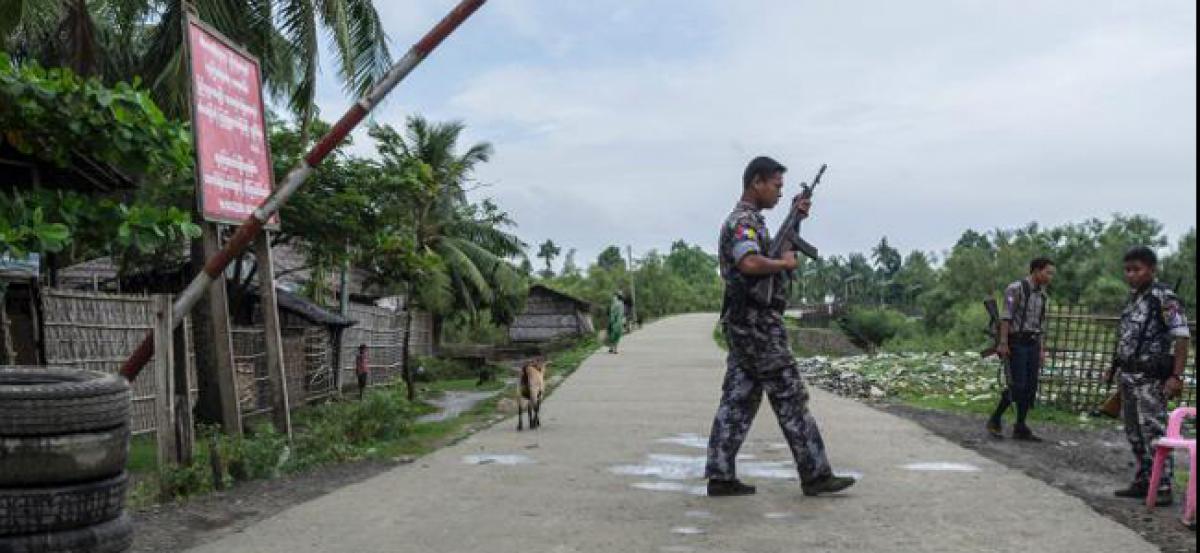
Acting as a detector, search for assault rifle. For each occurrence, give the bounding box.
[754,164,827,307]
[982,296,1014,393]
[981,297,1001,358]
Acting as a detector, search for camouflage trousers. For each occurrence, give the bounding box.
[705,338,833,484]
[1120,372,1173,491]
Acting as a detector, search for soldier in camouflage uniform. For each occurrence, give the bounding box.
[704,156,856,498]
[1103,246,1191,505]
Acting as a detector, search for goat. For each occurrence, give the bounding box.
[517,359,547,431]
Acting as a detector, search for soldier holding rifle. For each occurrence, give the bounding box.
[986,257,1056,441]
[705,156,856,498]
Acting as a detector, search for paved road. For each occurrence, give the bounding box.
[187,314,1156,553]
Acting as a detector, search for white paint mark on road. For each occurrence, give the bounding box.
[684,510,714,519]
[671,527,706,536]
[657,433,708,449]
[630,482,706,496]
[612,454,795,481]
[462,454,535,466]
[902,462,980,472]
[764,512,794,520]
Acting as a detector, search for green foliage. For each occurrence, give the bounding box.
[1,1,390,134]
[411,356,478,382]
[0,53,190,175]
[838,308,911,349]
[545,240,721,328]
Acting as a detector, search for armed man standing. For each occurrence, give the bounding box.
[986,257,1056,441]
[1105,246,1191,505]
[705,156,856,498]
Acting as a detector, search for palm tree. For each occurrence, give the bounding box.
[368,117,526,396]
[1,0,390,139]
[536,240,560,278]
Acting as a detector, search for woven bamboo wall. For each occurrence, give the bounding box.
[338,304,432,390]
[39,289,197,435]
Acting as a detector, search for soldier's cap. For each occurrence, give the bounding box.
[743,156,787,188]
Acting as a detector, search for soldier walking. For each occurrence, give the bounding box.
[1104,246,1191,505]
[705,156,856,498]
[986,257,1056,441]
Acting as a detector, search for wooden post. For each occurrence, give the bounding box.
[255,231,292,438]
[152,295,178,471]
[173,317,196,463]
[202,224,242,435]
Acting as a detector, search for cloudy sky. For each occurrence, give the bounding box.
[311,0,1196,269]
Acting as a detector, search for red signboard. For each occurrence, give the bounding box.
[186,17,277,227]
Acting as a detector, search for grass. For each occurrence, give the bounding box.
[898,393,1114,430]
[126,337,601,508]
[423,377,507,394]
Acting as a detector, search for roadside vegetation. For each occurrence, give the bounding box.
[127,337,599,507]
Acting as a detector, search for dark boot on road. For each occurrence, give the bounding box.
[707,479,756,497]
[986,419,1004,439]
[1012,426,1043,442]
[1114,483,1174,506]
[802,474,857,496]
[1113,483,1147,499]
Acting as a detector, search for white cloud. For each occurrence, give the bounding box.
[316,0,1196,267]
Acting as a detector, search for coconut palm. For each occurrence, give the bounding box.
[369,116,527,329]
[0,0,390,138]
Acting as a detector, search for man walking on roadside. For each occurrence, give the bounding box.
[1105,246,1191,506]
[705,156,856,498]
[987,257,1056,441]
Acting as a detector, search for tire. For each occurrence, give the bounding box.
[0,512,133,553]
[0,368,130,436]
[0,474,127,537]
[0,426,130,486]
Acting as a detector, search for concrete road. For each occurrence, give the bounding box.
[187,314,1155,553]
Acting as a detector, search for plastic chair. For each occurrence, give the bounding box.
[1146,407,1196,526]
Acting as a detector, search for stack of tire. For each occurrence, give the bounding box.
[1,368,133,553]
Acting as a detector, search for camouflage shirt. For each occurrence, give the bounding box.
[719,201,770,282]
[1115,282,1191,364]
[718,201,793,371]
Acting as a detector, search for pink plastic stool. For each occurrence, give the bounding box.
[1146,406,1196,526]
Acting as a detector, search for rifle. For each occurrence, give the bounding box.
[981,297,1001,358]
[981,296,1013,393]
[754,164,827,307]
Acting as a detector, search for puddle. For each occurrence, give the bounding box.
[763,512,794,520]
[902,462,980,472]
[420,390,500,423]
[612,454,795,481]
[462,454,535,466]
[671,527,706,536]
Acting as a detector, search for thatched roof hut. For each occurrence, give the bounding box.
[508,285,594,343]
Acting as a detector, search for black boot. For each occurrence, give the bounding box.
[802,474,857,496]
[1012,426,1043,442]
[986,419,1004,439]
[1113,482,1147,499]
[707,479,756,497]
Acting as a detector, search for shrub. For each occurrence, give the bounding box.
[837,308,912,350]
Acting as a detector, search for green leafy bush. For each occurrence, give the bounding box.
[837,308,912,349]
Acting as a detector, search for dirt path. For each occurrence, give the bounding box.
[879,403,1196,553]
[172,313,1158,553]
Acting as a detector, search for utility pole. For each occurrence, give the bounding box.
[626,245,637,329]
